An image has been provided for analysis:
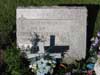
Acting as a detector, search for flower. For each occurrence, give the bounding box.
[29,64,37,73]
[87,64,94,70]
[60,64,66,69]
[90,37,95,42]
[92,37,99,47]
[87,70,93,75]
[48,60,52,64]
[29,64,32,68]
[95,37,99,44]
[99,46,100,50]
[29,57,56,75]
[97,51,100,55]
[65,72,71,75]
[97,32,100,37]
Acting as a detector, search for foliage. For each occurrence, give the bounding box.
[86,32,100,63]
[4,47,21,75]
[4,47,31,75]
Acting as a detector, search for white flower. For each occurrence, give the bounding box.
[91,37,95,41]
[52,60,56,64]
[29,64,32,68]
[48,60,52,63]
[32,64,37,69]
[97,32,100,37]
[94,59,100,75]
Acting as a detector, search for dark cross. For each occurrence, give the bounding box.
[44,35,69,53]
[31,34,69,54]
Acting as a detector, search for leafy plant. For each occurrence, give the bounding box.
[4,46,33,75]
[4,47,21,75]
[86,32,100,64]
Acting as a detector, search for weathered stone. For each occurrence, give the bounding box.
[16,6,87,62]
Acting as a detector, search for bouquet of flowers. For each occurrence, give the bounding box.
[29,54,56,75]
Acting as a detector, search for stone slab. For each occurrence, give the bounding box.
[16,6,87,61]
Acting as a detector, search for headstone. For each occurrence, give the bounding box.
[16,6,87,62]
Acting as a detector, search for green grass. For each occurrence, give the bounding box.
[94,10,100,34]
[0,0,100,45]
